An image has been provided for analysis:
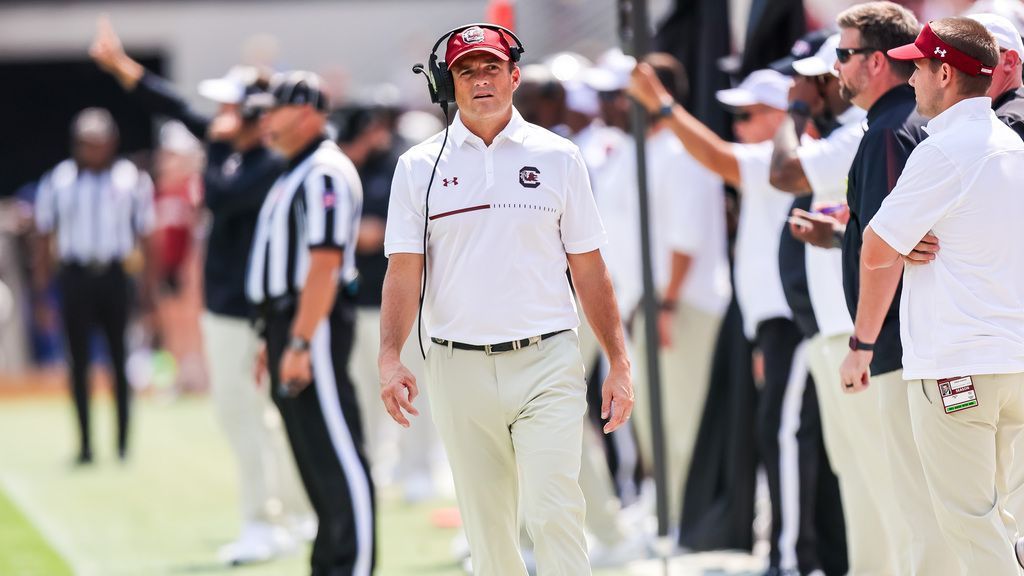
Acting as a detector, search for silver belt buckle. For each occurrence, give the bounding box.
[484,343,494,356]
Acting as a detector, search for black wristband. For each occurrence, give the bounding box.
[849,336,875,352]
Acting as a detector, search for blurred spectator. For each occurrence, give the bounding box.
[34,107,155,464]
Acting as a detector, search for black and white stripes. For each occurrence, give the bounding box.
[246,139,362,305]
[34,159,155,264]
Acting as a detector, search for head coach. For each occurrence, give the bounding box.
[863,17,1024,574]
[378,24,633,574]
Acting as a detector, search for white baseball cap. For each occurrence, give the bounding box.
[197,66,262,105]
[968,13,1024,58]
[793,34,841,78]
[715,69,793,111]
[966,0,1024,40]
[583,48,636,92]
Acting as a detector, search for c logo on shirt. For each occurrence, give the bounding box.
[519,166,541,188]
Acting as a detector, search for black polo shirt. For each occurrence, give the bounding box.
[993,87,1024,141]
[354,149,399,308]
[842,84,928,376]
[134,71,285,318]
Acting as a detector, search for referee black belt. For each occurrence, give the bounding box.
[430,330,569,355]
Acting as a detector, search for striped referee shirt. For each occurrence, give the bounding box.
[35,159,155,265]
[246,137,362,306]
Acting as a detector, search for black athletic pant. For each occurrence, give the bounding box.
[58,263,131,457]
[264,300,376,576]
[756,318,847,575]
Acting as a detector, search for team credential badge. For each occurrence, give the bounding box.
[519,166,541,188]
[462,27,485,44]
[937,376,978,414]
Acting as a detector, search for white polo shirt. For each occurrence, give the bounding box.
[796,106,865,337]
[598,129,730,317]
[385,107,607,345]
[869,97,1024,380]
[733,141,796,339]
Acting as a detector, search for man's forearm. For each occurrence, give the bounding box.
[662,105,742,187]
[769,114,812,193]
[663,252,692,306]
[379,254,423,363]
[569,253,630,370]
[290,252,341,341]
[853,259,903,342]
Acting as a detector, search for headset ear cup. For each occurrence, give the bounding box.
[427,55,443,104]
[438,66,455,103]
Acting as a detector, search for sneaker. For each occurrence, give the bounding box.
[217,522,296,566]
[588,532,648,568]
[288,514,318,543]
[1015,536,1024,568]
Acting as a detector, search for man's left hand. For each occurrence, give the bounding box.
[601,364,634,434]
[279,348,312,396]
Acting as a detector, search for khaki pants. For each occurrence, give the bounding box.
[201,312,310,526]
[875,369,959,575]
[426,330,590,576]
[632,303,722,528]
[807,333,898,575]
[349,307,434,484]
[908,373,1024,576]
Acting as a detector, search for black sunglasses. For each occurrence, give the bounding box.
[731,110,754,122]
[835,47,880,63]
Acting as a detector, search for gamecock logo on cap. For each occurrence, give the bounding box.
[462,27,485,44]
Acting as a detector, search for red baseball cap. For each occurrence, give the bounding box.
[446,26,513,69]
[887,22,994,77]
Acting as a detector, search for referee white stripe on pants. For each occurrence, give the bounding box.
[266,302,376,576]
[426,330,590,575]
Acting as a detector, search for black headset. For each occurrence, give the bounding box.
[414,23,525,106]
[409,23,526,358]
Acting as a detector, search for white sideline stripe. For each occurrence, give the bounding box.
[777,340,808,571]
[310,320,374,576]
[0,474,89,575]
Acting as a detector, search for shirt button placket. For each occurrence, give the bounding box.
[484,147,494,188]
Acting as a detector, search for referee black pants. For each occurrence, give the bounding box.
[264,301,376,576]
[58,263,131,458]
[756,318,847,576]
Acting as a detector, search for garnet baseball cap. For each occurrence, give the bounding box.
[716,69,793,111]
[446,26,513,69]
[245,71,330,112]
[770,29,835,76]
[968,13,1024,57]
[793,33,841,78]
[887,22,995,76]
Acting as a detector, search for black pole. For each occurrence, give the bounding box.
[618,0,672,565]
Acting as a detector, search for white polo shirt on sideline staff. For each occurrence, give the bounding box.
[868,97,1024,380]
[598,129,730,317]
[796,106,866,337]
[732,141,796,339]
[384,107,607,345]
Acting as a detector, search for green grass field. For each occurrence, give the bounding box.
[0,391,762,576]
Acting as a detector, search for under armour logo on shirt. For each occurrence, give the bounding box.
[443,177,458,187]
[935,47,947,58]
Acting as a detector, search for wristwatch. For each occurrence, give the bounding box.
[848,335,875,352]
[288,336,310,353]
[656,100,675,119]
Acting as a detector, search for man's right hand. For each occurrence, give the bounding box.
[789,208,843,249]
[379,357,420,428]
[89,15,143,89]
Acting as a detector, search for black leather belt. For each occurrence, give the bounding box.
[431,329,569,355]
